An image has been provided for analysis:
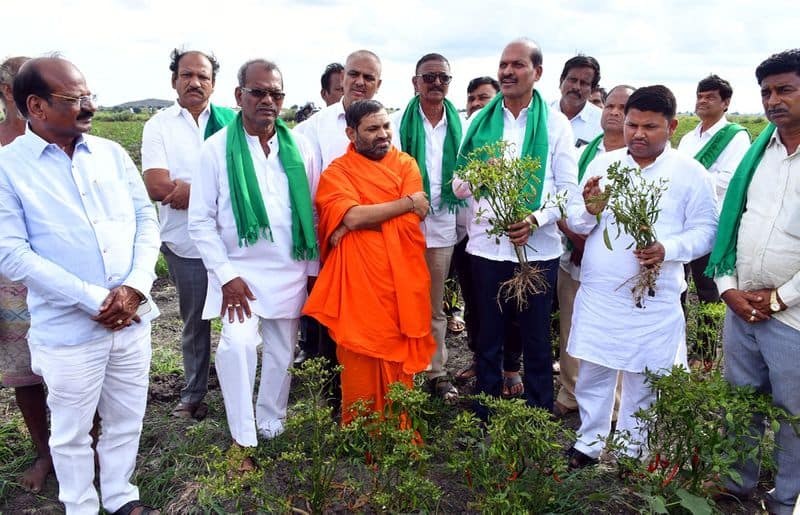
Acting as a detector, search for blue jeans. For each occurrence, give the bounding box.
[162,245,211,405]
[470,255,558,419]
[722,308,800,515]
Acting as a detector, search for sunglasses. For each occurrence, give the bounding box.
[240,87,286,101]
[416,73,452,85]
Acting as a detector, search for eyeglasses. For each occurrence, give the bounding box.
[49,93,97,107]
[416,73,452,85]
[240,87,286,101]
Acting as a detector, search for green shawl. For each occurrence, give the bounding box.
[693,122,749,170]
[398,96,463,213]
[577,133,604,182]
[205,104,236,140]
[455,89,549,211]
[705,123,776,278]
[225,112,318,260]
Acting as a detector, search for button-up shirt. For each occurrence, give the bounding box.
[551,98,602,146]
[457,100,579,263]
[391,104,458,248]
[560,139,607,280]
[715,130,800,331]
[189,128,320,320]
[677,115,751,204]
[566,147,718,371]
[293,100,349,172]
[141,101,210,258]
[0,129,160,346]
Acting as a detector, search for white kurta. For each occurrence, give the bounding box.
[188,127,319,320]
[566,147,718,372]
[390,104,460,248]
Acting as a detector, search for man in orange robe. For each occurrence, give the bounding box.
[303,99,436,424]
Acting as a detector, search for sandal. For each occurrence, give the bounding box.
[454,361,477,381]
[552,400,578,418]
[447,314,466,334]
[111,500,160,515]
[502,372,524,397]
[428,376,459,402]
[171,401,208,421]
[566,447,598,470]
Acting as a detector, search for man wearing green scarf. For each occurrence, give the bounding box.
[707,49,800,515]
[677,74,751,367]
[142,49,234,421]
[453,39,579,418]
[189,59,319,471]
[391,53,462,401]
[553,84,634,419]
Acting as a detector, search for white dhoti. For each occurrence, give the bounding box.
[215,316,298,447]
[29,323,152,515]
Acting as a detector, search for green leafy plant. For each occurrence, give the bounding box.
[338,382,441,512]
[596,160,669,308]
[612,366,799,514]
[278,357,343,513]
[445,395,572,513]
[456,140,566,309]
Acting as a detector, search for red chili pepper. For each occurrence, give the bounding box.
[553,472,563,483]
[465,468,473,488]
[365,451,373,465]
[648,453,660,473]
[660,457,670,469]
[507,468,518,481]
[662,463,680,487]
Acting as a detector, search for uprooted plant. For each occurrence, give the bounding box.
[595,160,669,308]
[456,140,566,309]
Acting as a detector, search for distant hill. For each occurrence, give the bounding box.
[112,98,173,110]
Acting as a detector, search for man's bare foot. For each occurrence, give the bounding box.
[19,455,53,493]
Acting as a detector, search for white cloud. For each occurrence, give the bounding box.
[3,0,797,113]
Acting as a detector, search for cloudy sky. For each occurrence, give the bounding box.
[4,0,796,114]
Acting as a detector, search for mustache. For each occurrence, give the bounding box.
[768,108,788,116]
[186,87,205,95]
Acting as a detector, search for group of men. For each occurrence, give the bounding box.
[0,40,798,515]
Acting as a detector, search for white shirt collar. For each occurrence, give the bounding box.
[22,124,90,158]
[694,115,729,137]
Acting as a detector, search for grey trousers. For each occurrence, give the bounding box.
[722,308,800,515]
[162,245,212,405]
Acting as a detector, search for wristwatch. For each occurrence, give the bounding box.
[770,289,782,313]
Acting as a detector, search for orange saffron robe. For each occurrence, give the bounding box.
[303,144,435,421]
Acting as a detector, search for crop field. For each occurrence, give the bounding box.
[0,111,780,514]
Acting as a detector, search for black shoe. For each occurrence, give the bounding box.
[566,446,598,470]
[293,349,309,367]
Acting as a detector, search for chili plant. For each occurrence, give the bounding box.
[456,140,566,309]
[595,160,669,308]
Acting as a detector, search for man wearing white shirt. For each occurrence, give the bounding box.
[295,49,383,171]
[551,55,603,146]
[0,57,161,515]
[392,53,462,400]
[142,49,235,421]
[454,39,579,417]
[189,59,319,471]
[553,84,635,418]
[677,74,751,364]
[565,85,718,468]
[707,49,800,515]
[293,49,383,407]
